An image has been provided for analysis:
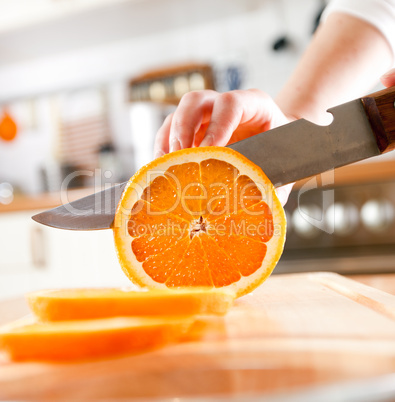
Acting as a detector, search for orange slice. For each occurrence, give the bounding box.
[113,146,286,298]
[0,316,191,361]
[27,288,234,321]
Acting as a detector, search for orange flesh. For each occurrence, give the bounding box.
[128,159,274,288]
[27,288,234,321]
[0,317,190,361]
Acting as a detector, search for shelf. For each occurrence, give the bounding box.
[293,159,395,190]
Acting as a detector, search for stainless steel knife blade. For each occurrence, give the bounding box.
[32,181,127,230]
[228,98,381,186]
[32,86,395,231]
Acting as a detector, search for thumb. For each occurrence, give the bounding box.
[380,68,395,87]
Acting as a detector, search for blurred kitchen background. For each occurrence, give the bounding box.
[1,0,394,299]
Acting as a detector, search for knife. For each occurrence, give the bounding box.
[32,86,395,230]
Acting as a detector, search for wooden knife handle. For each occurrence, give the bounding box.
[361,86,395,154]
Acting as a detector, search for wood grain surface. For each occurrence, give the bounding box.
[349,273,395,296]
[1,272,395,400]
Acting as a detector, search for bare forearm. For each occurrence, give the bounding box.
[275,12,393,124]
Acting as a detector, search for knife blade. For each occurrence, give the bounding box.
[32,86,395,230]
[32,181,128,230]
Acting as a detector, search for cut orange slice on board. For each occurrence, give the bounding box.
[0,316,192,361]
[113,146,286,298]
[27,288,234,321]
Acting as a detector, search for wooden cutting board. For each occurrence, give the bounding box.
[1,272,395,400]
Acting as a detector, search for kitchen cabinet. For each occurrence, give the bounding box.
[0,212,36,272]
[0,209,131,300]
[0,211,50,299]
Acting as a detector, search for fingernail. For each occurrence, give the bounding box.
[154,149,165,159]
[199,134,213,147]
[170,138,182,153]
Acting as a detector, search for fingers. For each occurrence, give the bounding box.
[154,91,217,158]
[199,91,244,147]
[381,68,395,87]
[154,113,173,159]
[192,122,210,147]
[154,88,289,158]
[200,89,288,147]
[168,90,217,152]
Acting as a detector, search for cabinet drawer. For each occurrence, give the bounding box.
[0,212,42,271]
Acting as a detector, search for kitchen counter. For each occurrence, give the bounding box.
[294,159,395,189]
[0,187,94,213]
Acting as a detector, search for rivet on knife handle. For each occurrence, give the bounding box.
[361,85,395,153]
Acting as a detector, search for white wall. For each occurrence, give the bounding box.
[0,0,320,100]
[0,0,322,193]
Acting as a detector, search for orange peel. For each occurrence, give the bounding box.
[113,146,286,297]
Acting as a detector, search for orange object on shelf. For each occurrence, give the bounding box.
[0,110,17,142]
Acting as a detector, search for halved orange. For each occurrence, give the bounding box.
[0,316,191,361]
[113,146,286,298]
[27,288,234,321]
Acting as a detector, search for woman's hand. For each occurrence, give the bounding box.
[154,88,293,205]
[154,89,291,158]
